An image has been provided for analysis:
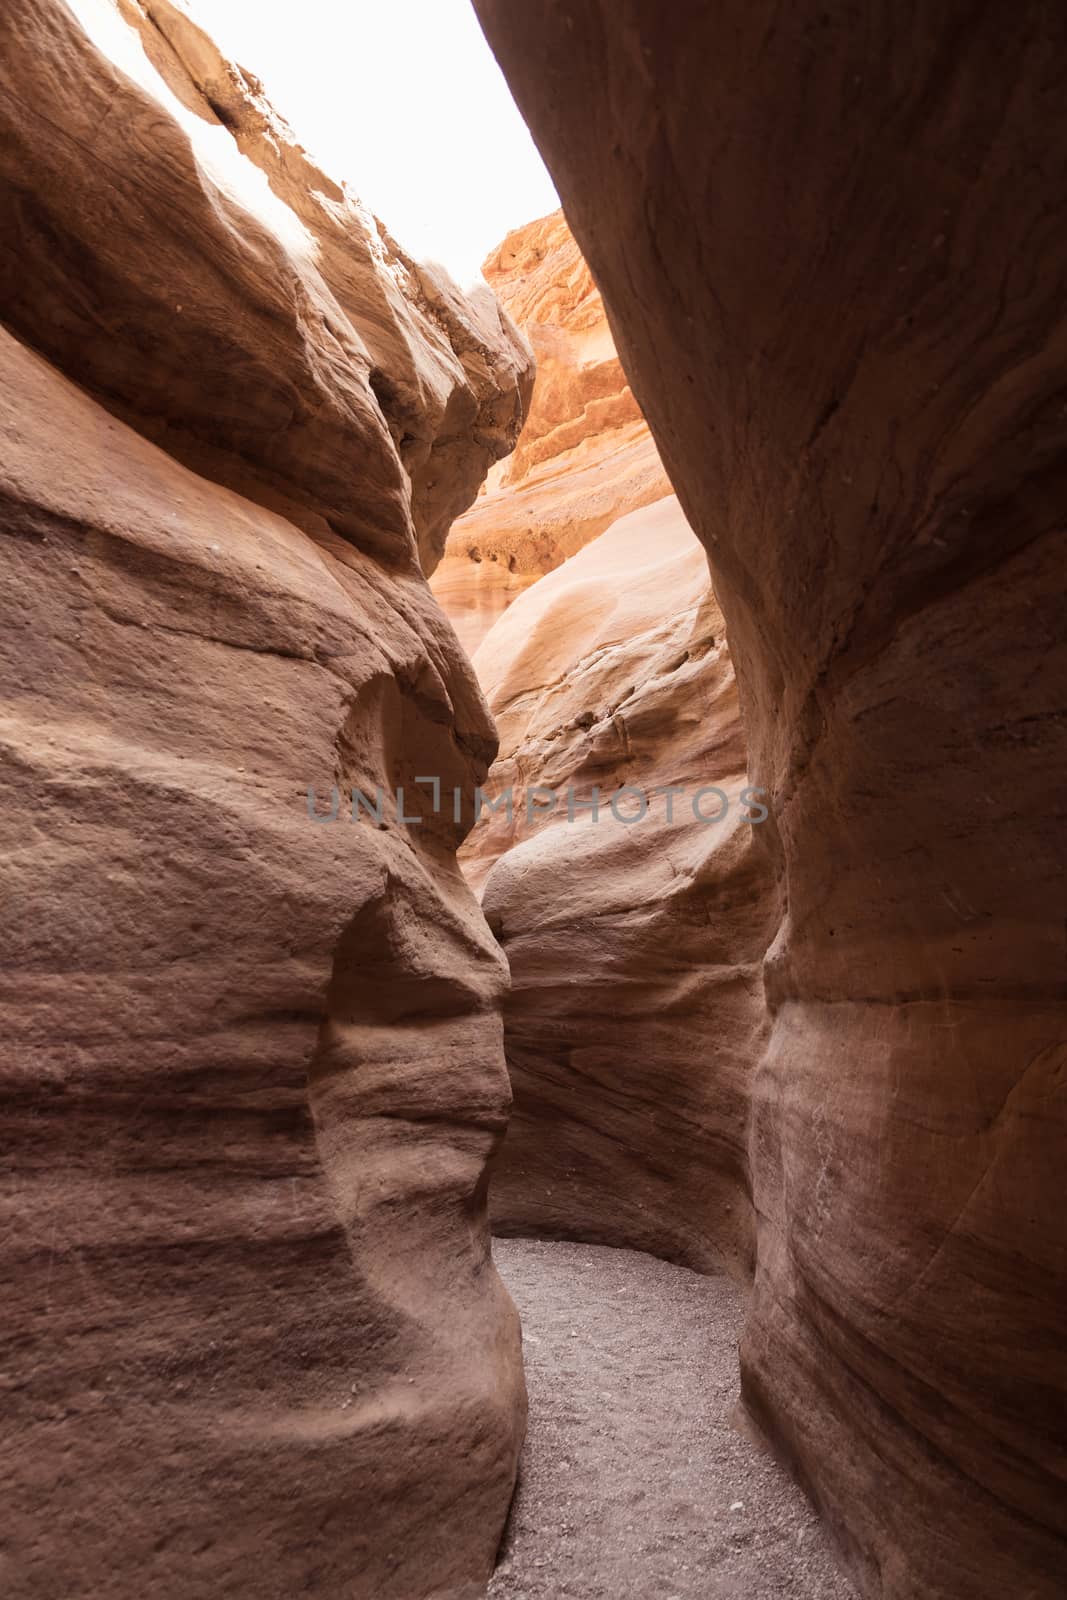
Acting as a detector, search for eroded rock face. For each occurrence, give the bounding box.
[474,4,1067,1597]
[1,3,532,1596]
[1,0,531,578]
[430,210,670,653]
[470,498,775,1270]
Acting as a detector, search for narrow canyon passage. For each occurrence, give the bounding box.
[4,4,1065,1599]
[491,1241,855,1600]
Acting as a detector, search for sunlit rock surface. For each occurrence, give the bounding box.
[431,210,670,653]
[0,2,533,1596]
[1,0,532,578]
[475,3,1067,1597]
[470,497,775,1270]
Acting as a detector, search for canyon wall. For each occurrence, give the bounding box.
[1,2,533,1596]
[469,497,775,1271]
[430,210,670,653]
[473,3,1067,1598]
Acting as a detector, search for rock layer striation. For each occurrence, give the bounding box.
[430,210,670,654]
[474,4,1067,1598]
[1,3,532,1597]
[469,498,774,1272]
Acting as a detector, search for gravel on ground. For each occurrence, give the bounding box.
[489,1238,856,1600]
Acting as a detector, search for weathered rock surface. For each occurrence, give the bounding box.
[474,4,1067,1597]
[468,497,774,1273]
[1,0,531,578]
[430,210,670,654]
[1,2,532,1596]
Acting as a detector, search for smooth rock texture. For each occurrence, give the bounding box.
[471,498,775,1273]
[1,3,532,1596]
[474,4,1067,1598]
[1,0,531,577]
[431,210,670,653]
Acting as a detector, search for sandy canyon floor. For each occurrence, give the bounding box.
[490,1240,856,1600]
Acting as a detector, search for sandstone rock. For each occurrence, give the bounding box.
[1,3,531,1596]
[466,495,734,886]
[471,497,775,1271]
[474,4,1067,1597]
[0,0,532,578]
[431,211,670,653]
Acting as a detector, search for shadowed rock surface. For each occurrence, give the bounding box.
[1,3,533,1596]
[474,3,1067,1597]
[431,211,670,653]
[467,498,774,1273]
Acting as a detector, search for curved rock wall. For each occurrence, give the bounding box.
[1,0,530,578]
[469,497,775,1271]
[430,210,670,653]
[473,4,1067,1598]
[1,3,532,1596]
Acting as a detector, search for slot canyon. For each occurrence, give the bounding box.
[2,3,1064,1600]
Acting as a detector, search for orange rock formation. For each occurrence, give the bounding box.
[430,210,670,654]
[466,497,774,1273]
